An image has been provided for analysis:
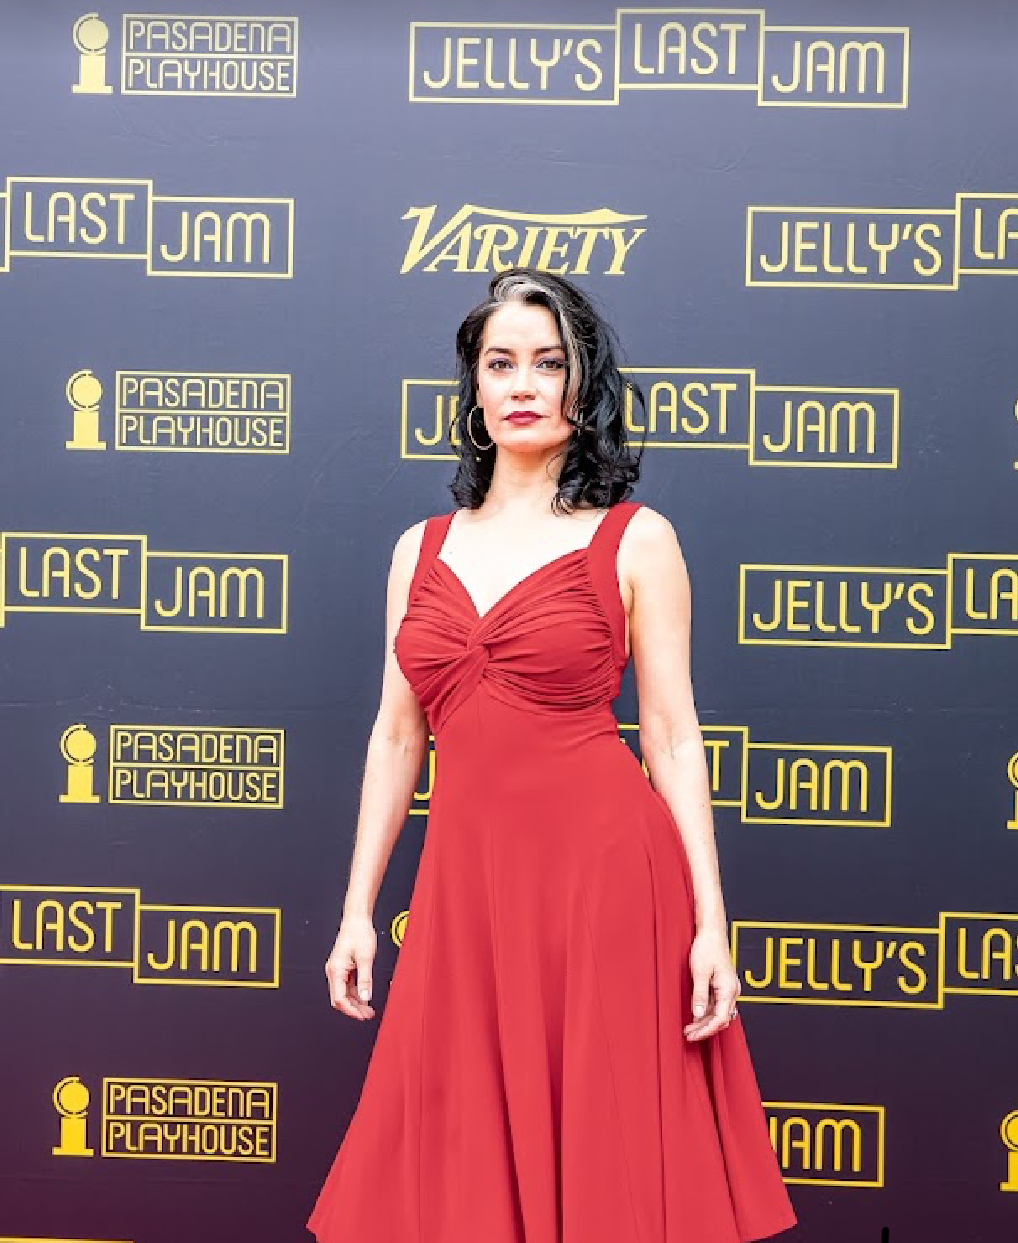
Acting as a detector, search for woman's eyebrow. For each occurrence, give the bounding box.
[481,344,564,356]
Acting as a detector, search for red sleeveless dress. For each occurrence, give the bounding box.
[308,500,797,1242]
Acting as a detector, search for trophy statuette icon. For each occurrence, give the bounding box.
[1000,1109,1018,1191]
[72,12,113,95]
[52,1075,94,1157]
[65,368,107,451]
[59,723,102,804]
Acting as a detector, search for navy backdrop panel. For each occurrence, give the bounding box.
[0,2,1015,1241]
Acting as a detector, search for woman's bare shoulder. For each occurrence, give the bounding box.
[618,505,686,598]
[390,514,444,573]
[622,503,680,550]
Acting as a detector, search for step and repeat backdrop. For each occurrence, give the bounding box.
[0,2,1015,1241]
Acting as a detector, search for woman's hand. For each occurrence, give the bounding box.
[683,923,741,1042]
[325,913,378,1020]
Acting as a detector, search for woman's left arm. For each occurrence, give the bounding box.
[622,506,741,1042]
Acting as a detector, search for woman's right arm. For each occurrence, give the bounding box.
[325,520,430,1020]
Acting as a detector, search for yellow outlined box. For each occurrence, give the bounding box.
[616,8,763,91]
[758,26,908,108]
[115,370,291,453]
[744,743,892,827]
[102,1075,277,1162]
[0,884,280,988]
[0,177,293,278]
[765,1101,885,1186]
[738,562,951,649]
[121,14,299,98]
[108,725,285,808]
[732,919,942,1008]
[134,904,281,987]
[409,21,619,104]
[746,205,958,290]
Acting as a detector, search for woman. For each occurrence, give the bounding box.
[308,268,797,1242]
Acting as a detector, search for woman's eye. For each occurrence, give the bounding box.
[486,358,564,371]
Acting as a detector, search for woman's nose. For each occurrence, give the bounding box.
[511,366,536,394]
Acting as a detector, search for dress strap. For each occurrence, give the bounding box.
[590,499,642,559]
[587,499,643,664]
[408,511,456,603]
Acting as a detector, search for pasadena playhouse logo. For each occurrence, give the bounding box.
[51,1073,277,1162]
[0,176,293,278]
[401,204,646,274]
[70,11,298,97]
[0,531,287,633]
[739,554,1018,648]
[733,911,1018,1009]
[403,722,893,828]
[64,368,291,454]
[402,371,900,466]
[409,10,908,107]
[57,722,284,808]
[747,193,1018,289]
[0,883,280,987]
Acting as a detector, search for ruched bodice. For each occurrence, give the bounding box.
[394,504,634,735]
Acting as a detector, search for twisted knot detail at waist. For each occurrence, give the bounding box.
[465,639,491,666]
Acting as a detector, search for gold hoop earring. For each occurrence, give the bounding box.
[465,404,494,452]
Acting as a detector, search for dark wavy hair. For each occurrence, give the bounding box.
[448,268,646,513]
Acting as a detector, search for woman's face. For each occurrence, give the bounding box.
[472,302,573,454]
